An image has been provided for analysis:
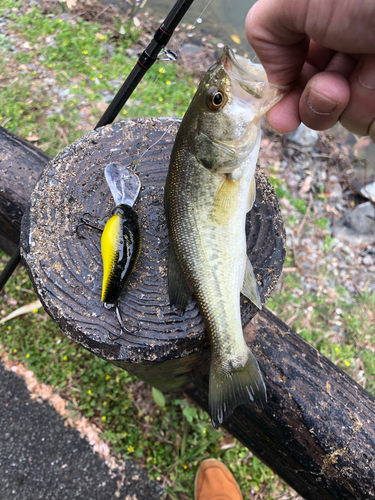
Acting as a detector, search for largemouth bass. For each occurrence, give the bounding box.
[164,46,287,428]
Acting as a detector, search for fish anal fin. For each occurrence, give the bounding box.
[209,347,267,428]
[167,238,192,313]
[211,177,239,225]
[241,257,262,310]
[247,176,256,213]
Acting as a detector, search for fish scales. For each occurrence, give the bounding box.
[165,46,288,427]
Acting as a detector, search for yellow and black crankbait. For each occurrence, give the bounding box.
[101,203,141,305]
[78,162,141,338]
[101,162,142,307]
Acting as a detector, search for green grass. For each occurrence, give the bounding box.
[0,0,195,155]
[268,173,308,215]
[267,273,375,394]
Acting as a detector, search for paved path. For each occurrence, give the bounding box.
[0,360,163,500]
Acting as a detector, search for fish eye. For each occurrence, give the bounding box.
[207,88,226,111]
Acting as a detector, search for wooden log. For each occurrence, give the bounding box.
[0,126,51,256]
[187,309,375,500]
[19,117,285,391]
[1,120,373,498]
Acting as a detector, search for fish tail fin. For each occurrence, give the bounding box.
[209,348,266,429]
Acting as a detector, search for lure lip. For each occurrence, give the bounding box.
[105,162,141,207]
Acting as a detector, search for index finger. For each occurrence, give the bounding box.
[246,0,375,85]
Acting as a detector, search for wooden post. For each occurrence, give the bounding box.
[2,120,375,499]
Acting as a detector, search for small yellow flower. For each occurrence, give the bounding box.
[87,389,92,395]
[102,415,106,420]
[63,356,67,361]
[26,354,30,358]
[100,35,105,39]
[166,80,171,85]
[163,407,166,411]
[13,349,17,353]
[63,41,68,46]
[123,431,128,437]
[158,67,165,73]
[58,19,62,22]
[344,360,350,367]
[82,50,88,55]
[122,110,127,115]
[103,401,107,406]
[335,347,339,353]
[33,308,39,313]
[158,97,163,102]
[183,465,188,469]
[48,64,52,68]
[105,374,110,380]
[91,77,95,81]
[98,74,103,79]
[0,116,3,120]
[127,446,134,453]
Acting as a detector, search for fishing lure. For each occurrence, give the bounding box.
[78,162,142,338]
[101,162,142,307]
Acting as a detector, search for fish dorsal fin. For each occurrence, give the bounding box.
[247,176,256,213]
[212,177,239,225]
[167,237,192,313]
[241,257,262,309]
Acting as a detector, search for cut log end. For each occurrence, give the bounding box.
[20,118,285,384]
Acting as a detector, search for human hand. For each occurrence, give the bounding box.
[245,0,375,141]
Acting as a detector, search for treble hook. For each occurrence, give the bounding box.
[104,302,141,341]
[75,214,105,238]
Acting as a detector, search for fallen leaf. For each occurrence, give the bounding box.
[230,34,241,44]
[298,175,313,195]
[0,300,42,324]
[25,135,41,142]
[133,16,140,28]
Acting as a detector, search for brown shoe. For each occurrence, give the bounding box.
[194,459,243,500]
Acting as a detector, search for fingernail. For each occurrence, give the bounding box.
[307,89,338,115]
[358,56,375,89]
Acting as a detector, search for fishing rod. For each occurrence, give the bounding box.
[0,0,195,292]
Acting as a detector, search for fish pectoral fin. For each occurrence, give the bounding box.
[247,176,256,213]
[209,347,267,428]
[167,238,192,313]
[212,177,239,225]
[241,257,262,310]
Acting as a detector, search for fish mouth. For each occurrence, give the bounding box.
[221,46,289,93]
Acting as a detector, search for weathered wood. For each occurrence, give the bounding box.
[187,309,375,500]
[20,118,285,390]
[0,126,51,256]
[2,121,374,499]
